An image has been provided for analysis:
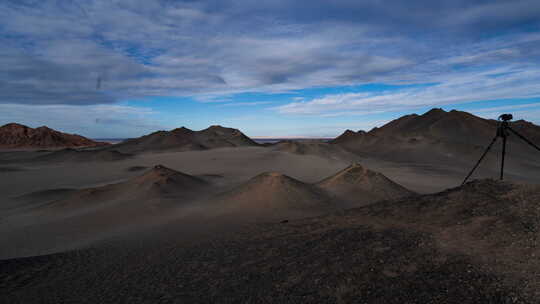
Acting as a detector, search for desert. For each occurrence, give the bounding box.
[2,1,540,302]
[1,108,540,303]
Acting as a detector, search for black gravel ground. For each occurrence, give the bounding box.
[1,179,538,303]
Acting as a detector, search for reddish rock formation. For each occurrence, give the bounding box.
[0,123,109,149]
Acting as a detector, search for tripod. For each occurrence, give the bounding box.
[462,114,540,185]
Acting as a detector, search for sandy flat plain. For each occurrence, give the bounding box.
[1,145,536,258]
[1,144,539,303]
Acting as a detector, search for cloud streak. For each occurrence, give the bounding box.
[1,0,539,106]
[275,63,540,116]
[1,0,540,137]
[220,101,273,107]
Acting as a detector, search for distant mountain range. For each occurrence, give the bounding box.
[109,125,259,153]
[3,109,540,159]
[331,108,540,163]
[0,123,108,149]
[95,138,333,145]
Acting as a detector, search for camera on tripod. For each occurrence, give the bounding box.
[462,113,540,185]
[498,114,513,122]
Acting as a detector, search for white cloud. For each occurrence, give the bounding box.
[7,0,538,105]
[220,101,273,107]
[275,65,540,116]
[471,102,540,114]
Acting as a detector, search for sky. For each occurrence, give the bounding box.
[1,0,540,138]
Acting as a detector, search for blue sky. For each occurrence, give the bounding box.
[1,1,540,138]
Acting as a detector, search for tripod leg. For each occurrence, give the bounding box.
[462,135,498,185]
[500,135,507,180]
[507,126,540,153]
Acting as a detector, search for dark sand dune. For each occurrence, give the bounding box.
[111,125,258,153]
[0,165,212,258]
[4,165,208,221]
[1,179,538,303]
[317,163,415,207]
[45,165,208,211]
[0,123,108,149]
[128,165,208,197]
[213,172,335,220]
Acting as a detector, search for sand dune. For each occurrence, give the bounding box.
[317,163,415,207]
[0,165,213,257]
[8,165,208,219]
[111,125,258,153]
[0,123,108,149]
[128,164,208,197]
[214,172,335,220]
[58,164,207,205]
